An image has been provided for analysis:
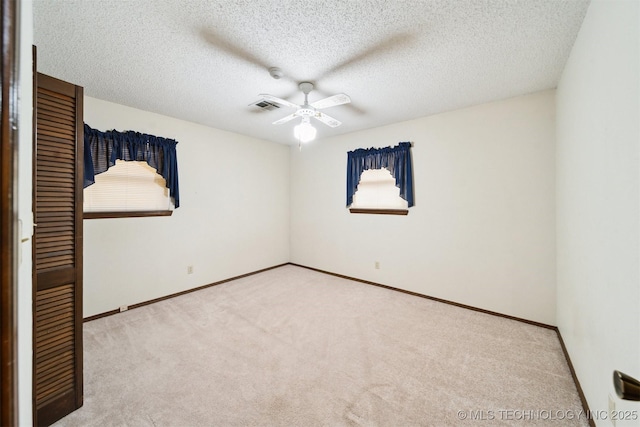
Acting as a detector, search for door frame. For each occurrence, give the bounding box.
[1,0,20,425]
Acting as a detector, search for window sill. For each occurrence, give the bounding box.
[349,208,408,216]
[83,210,173,219]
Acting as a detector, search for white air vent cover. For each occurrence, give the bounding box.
[250,100,281,111]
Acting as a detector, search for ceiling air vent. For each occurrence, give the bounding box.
[250,99,281,111]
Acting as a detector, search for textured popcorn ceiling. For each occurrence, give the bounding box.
[33,0,590,145]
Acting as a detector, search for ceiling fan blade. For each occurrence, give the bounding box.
[200,29,269,69]
[310,93,351,110]
[319,33,416,79]
[259,94,300,109]
[200,29,299,83]
[272,112,300,125]
[314,112,342,128]
[312,87,366,115]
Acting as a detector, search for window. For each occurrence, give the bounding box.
[83,124,179,219]
[350,168,409,212]
[84,160,174,213]
[346,142,414,215]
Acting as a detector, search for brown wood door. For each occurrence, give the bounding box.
[33,72,83,426]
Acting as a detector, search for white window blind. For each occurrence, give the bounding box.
[351,168,409,209]
[83,160,174,212]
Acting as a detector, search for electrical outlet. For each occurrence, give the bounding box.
[375,261,380,269]
[187,265,194,274]
[608,394,616,427]
[119,305,128,312]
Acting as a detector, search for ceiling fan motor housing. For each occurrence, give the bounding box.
[298,107,315,117]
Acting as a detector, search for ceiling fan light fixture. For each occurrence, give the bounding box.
[294,118,316,143]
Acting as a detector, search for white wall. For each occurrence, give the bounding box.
[290,90,557,325]
[83,97,290,317]
[17,0,34,425]
[556,0,640,425]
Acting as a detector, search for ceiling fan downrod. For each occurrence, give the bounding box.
[299,82,313,105]
[297,82,315,116]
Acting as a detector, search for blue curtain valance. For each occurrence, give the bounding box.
[83,124,180,208]
[346,142,414,207]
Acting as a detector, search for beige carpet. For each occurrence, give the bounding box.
[53,265,588,426]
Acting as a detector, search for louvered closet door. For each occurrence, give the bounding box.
[33,72,84,426]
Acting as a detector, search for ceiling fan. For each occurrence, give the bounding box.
[252,82,351,143]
